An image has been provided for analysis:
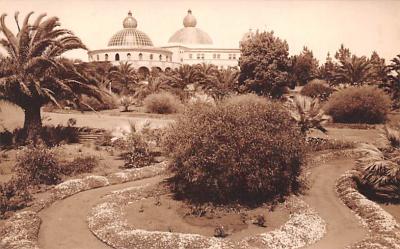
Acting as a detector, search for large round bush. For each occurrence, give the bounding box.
[143,92,182,114]
[300,79,333,101]
[325,86,391,124]
[163,96,306,204]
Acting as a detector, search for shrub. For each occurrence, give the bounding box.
[300,79,333,101]
[120,132,153,169]
[61,155,99,176]
[0,125,79,148]
[79,93,118,111]
[143,92,183,114]
[0,176,32,219]
[14,146,62,186]
[325,86,391,124]
[163,98,306,204]
[222,93,268,106]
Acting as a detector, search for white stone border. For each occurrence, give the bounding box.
[88,185,326,249]
[0,162,168,249]
[336,170,400,249]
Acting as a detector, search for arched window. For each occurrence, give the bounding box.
[139,53,143,60]
[150,54,153,60]
[127,53,131,60]
[96,54,99,61]
[104,54,108,61]
[159,54,162,61]
[115,53,120,61]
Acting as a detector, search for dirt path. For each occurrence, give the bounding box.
[302,159,368,249]
[38,175,165,249]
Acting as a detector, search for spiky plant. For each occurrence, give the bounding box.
[0,12,105,141]
[119,95,135,112]
[289,95,330,134]
[356,143,400,201]
[383,126,400,148]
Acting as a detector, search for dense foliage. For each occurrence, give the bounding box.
[163,96,306,204]
[300,79,334,101]
[0,176,31,219]
[325,86,391,124]
[239,31,293,98]
[143,92,183,114]
[291,47,319,86]
[14,146,62,185]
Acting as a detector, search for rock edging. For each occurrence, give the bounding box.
[88,185,326,249]
[0,162,168,249]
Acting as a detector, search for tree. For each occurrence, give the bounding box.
[369,51,387,85]
[134,74,172,100]
[291,46,319,86]
[386,55,400,107]
[0,12,105,140]
[318,52,336,84]
[238,31,292,98]
[108,62,139,95]
[333,55,374,85]
[334,44,351,62]
[199,67,239,100]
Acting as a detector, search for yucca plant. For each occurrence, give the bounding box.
[289,95,330,134]
[119,95,135,112]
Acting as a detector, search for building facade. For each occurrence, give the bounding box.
[88,10,241,73]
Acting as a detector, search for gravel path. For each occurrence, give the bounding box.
[38,175,165,249]
[302,158,368,249]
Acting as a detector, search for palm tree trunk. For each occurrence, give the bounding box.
[23,104,42,141]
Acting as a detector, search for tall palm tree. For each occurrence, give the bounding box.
[0,12,104,140]
[108,62,139,95]
[386,55,400,107]
[333,56,374,85]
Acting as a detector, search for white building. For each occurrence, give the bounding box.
[88,10,241,74]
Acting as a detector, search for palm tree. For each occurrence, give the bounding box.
[134,74,172,100]
[108,62,139,95]
[199,68,239,100]
[333,55,374,86]
[386,55,400,107]
[0,12,104,140]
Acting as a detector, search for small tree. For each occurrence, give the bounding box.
[238,31,293,98]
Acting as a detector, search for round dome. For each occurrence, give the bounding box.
[108,11,154,47]
[168,10,213,45]
[183,9,197,27]
[123,11,137,28]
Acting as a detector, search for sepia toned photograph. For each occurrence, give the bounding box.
[0,0,399,248]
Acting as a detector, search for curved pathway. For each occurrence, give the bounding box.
[38,175,165,249]
[302,158,368,249]
[37,158,368,249]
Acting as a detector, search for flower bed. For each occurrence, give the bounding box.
[0,211,41,249]
[88,185,326,249]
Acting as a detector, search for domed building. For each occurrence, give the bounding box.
[88,10,243,71]
[88,11,179,75]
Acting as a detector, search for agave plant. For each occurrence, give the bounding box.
[119,95,135,112]
[289,95,330,134]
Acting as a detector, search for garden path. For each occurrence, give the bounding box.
[302,158,368,249]
[38,175,165,249]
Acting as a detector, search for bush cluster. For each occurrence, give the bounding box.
[0,176,31,219]
[61,155,99,176]
[14,146,62,186]
[300,79,333,101]
[118,132,154,169]
[163,96,306,204]
[325,86,391,124]
[0,125,79,148]
[143,92,183,114]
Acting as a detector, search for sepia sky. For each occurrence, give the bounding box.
[0,0,399,64]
